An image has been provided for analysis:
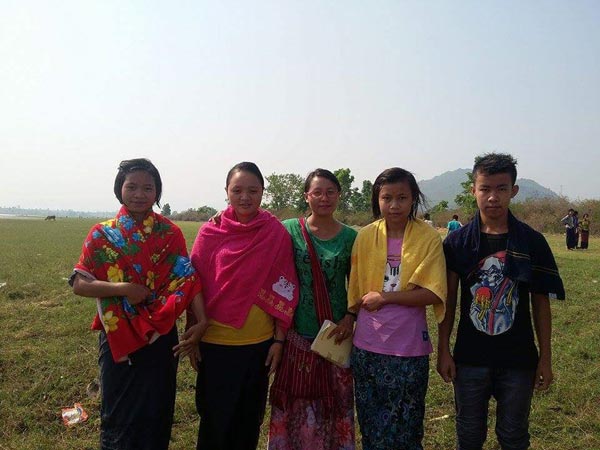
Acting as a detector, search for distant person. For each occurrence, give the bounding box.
[438,153,565,450]
[447,214,462,234]
[579,213,591,250]
[560,208,577,250]
[269,169,357,450]
[70,158,208,450]
[349,167,446,449]
[573,210,580,248]
[187,162,299,450]
[423,212,434,227]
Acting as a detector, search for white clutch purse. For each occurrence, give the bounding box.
[310,320,353,368]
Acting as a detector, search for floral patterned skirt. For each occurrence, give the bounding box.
[268,360,355,450]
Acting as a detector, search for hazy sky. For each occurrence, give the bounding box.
[1,1,599,213]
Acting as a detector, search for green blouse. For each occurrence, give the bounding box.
[580,218,590,232]
[283,218,357,338]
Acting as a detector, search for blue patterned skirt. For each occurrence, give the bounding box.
[351,347,429,450]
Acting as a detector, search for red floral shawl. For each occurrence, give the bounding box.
[190,206,299,330]
[74,206,201,362]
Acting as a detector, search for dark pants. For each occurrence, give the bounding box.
[196,340,271,450]
[454,365,535,450]
[566,228,577,249]
[98,327,179,450]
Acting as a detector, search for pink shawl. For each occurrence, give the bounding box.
[190,206,299,329]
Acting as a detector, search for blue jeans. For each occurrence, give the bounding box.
[454,365,535,450]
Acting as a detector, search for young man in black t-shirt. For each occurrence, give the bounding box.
[438,153,565,450]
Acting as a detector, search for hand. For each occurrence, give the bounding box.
[188,346,202,372]
[173,321,208,363]
[265,341,284,376]
[361,291,385,312]
[209,211,222,225]
[534,358,553,390]
[122,283,151,305]
[436,350,456,383]
[327,315,354,344]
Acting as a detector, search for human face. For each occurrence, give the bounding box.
[226,170,263,223]
[304,176,340,217]
[472,171,518,222]
[378,181,413,231]
[121,171,157,221]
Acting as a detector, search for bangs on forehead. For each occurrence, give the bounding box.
[124,171,156,183]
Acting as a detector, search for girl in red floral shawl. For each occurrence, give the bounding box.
[70,158,207,450]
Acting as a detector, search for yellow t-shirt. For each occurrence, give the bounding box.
[201,305,274,345]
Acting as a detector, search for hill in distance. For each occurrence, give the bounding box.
[419,168,559,208]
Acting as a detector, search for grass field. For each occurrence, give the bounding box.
[0,217,599,450]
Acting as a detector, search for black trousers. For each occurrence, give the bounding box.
[98,327,179,450]
[195,340,272,450]
[566,227,577,249]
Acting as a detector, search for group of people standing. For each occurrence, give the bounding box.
[561,208,591,250]
[71,152,565,450]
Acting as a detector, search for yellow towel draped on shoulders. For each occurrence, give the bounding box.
[348,218,447,323]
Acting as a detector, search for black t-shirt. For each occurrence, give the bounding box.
[453,233,539,369]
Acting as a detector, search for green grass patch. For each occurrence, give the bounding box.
[1,218,598,449]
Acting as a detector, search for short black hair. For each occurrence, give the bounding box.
[452,214,459,220]
[472,153,518,185]
[303,168,341,193]
[371,167,425,220]
[114,158,162,207]
[226,162,264,188]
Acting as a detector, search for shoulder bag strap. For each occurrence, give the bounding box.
[298,217,334,325]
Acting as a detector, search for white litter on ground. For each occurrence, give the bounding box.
[429,414,450,422]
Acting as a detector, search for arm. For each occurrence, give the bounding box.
[346,239,362,314]
[265,322,287,376]
[436,269,459,382]
[71,273,150,304]
[532,293,553,390]
[173,292,209,368]
[330,239,360,343]
[360,286,442,312]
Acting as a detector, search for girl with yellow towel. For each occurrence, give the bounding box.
[348,167,447,450]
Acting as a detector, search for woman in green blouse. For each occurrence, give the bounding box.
[268,169,357,450]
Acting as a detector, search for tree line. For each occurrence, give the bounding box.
[164,170,597,235]
[166,168,374,222]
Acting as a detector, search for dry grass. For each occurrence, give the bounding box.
[0,218,598,449]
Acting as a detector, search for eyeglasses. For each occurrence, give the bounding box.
[307,190,339,199]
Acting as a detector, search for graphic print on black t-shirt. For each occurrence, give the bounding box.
[469,250,518,336]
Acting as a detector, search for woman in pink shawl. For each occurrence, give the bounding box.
[185,162,299,450]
